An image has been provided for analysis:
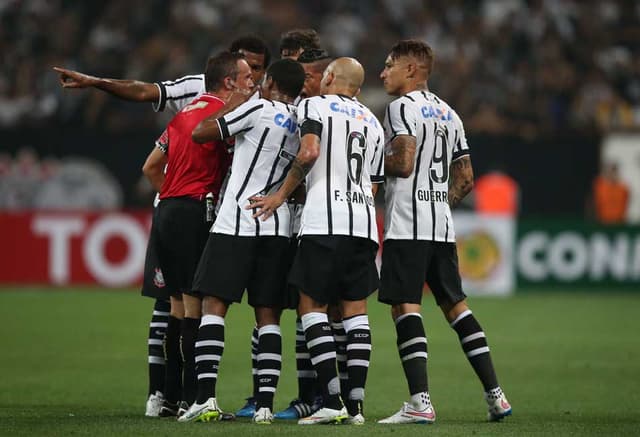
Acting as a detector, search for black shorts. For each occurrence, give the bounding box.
[378,239,466,307]
[146,197,210,299]
[283,236,301,309]
[141,207,170,300]
[192,233,290,308]
[289,235,379,306]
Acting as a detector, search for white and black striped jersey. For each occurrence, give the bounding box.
[297,95,385,244]
[383,90,470,242]
[153,74,205,115]
[212,98,299,237]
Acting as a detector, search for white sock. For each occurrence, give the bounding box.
[410,391,431,409]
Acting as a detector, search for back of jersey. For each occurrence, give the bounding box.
[297,95,384,244]
[383,90,470,242]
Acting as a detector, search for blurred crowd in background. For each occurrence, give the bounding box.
[1,0,639,213]
[3,0,640,136]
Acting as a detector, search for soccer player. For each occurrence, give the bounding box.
[376,39,512,424]
[53,35,270,111]
[142,51,254,417]
[178,59,305,425]
[269,47,335,421]
[53,36,270,416]
[279,28,321,59]
[236,40,334,421]
[251,57,385,425]
[298,49,333,99]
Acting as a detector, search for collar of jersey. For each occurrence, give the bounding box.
[335,93,354,100]
[202,93,225,104]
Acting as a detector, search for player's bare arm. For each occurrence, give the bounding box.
[385,134,416,178]
[191,116,223,143]
[192,90,257,144]
[448,155,474,209]
[371,182,380,197]
[53,67,159,101]
[142,147,167,192]
[249,133,320,220]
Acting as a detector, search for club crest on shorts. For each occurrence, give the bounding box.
[153,268,166,288]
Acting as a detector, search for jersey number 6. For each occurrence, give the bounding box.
[347,131,366,186]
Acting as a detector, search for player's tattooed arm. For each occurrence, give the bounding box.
[290,157,313,183]
[385,135,416,178]
[448,155,474,209]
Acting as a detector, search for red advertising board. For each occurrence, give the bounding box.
[0,210,385,287]
[0,211,152,286]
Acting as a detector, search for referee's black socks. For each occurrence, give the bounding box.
[180,317,200,406]
[163,315,183,405]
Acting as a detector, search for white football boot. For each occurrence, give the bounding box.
[253,407,274,424]
[144,391,164,417]
[486,392,512,422]
[297,406,348,425]
[378,402,436,424]
[177,397,222,423]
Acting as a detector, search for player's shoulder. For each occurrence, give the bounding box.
[401,90,462,124]
[298,95,326,106]
[247,98,295,119]
[178,93,224,116]
[160,73,205,85]
[427,92,463,125]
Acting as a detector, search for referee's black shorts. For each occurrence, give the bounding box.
[141,207,170,300]
[192,233,290,308]
[378,239,467,307]
[146,197,210,299]
[289,235,379,306]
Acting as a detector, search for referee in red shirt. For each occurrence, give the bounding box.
[142,51,254,416]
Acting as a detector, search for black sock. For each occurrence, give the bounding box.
[301,312,342,411]
[395,313,429,395]
[251,326,259,399]
[148,299,169,396]
[180,317,200,405]
[342,314,371,416]
[450,310,499,391]
[256,325,282,410]
[195,315,225,404]
[331,320,349,397]
[295,318,316,405]
[163,315,183,404]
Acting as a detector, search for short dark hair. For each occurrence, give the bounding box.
[229,35,271,68]
[205,51,245,92]
[297,48,331,64]
[266,59,305,98]
[279,28,321,54]
[390,39,435,75]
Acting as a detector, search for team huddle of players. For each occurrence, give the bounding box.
[54,29,511,425]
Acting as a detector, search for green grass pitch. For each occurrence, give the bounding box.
[1,289,639,436]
